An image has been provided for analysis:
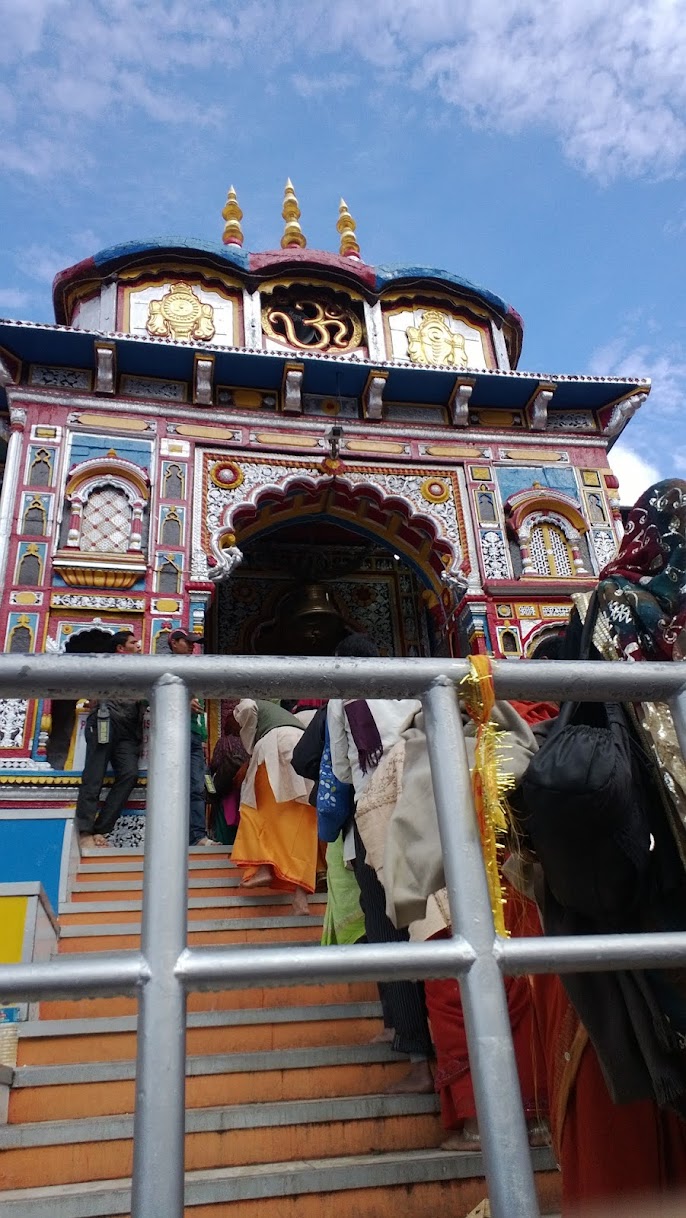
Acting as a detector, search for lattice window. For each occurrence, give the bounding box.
[161,510,181,546]
[164,465,184,499]
[80,486,132,553]
[157,559,181,595]
[23,499,46,535]
[18,550,42,585]
[8,625,32,654]
[530,524,573,578]
[29,449,52,487]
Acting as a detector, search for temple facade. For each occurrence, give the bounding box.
[0,182,648,881]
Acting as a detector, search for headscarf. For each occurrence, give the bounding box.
[597,478,686,662]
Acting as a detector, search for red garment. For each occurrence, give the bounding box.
[533,971,686,1215]
[425,891,548,1131]
[510,699,559,725]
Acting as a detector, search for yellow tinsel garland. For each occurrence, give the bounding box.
[461,654,514,937]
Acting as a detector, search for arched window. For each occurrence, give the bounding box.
[80,485,132,553]
[18,548,42,585]
[154,628,172,654]
[164,464,184,499]
[529,523,573,578]
[8,622,32,653]
[500,628,520,655]
[157,557,181,595]
[161,509,182,546]
[29,449,52,487]
[23,498,46,535]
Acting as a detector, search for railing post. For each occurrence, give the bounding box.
[669,686,686,766]
[131,674,190,1218]
[423,677,540,1218]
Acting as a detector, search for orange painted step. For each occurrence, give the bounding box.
[59,901,326,924]
[10,1061,411,1123]
[74,867,236,884]
[1,1112,444,1189]
[18,1016,380,1066]
[57,923,323,952]
[40,982,380,1021]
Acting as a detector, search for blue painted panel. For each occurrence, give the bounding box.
[496,465,579,503]
[70,434,152,471]
[0,819,66,911]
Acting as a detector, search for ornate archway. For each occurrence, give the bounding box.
[197,455,469,607]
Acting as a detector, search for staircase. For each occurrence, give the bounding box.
[0,846,560,1216]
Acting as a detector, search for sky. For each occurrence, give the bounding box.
[1,0,685,504]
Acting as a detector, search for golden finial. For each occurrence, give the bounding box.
[281,178,306,249]
[337,198,360,259]
[221,185,244,247]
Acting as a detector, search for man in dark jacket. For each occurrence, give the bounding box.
[76,630,144,849]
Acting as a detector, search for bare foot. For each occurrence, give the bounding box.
[240,866,273,890]
[527,1117,550,1147]
[194,837,214,847]
[80,833,108,850]
[441,1119,480,1151]
[291,888,311,917]
[370,1027,396,1045]
[383,1059,434,1095]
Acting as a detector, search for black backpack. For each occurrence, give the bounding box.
[517,596,654,921]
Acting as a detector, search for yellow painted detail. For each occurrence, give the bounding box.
[254,432,313,448]
[346,440,405,455]
[13,591,40,605]
[0,896,28,964]
[232,389,263,410]
[155,598,180,613]
[175,423,237,440]
[74,414,149,432]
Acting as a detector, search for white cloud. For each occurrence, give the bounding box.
[3,1,686,182]
[608,444,661,506]
[0,288,32,311]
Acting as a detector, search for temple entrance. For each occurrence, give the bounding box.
[205,519,436,659]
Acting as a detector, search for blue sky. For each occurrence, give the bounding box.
[1,0,685,502]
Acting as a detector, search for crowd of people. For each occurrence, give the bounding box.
[73,477,686,1214]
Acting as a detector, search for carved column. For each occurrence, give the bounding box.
[0,405,27,590]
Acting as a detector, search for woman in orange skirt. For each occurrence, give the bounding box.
[229,699,318,916]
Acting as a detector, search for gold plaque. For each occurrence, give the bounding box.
[146,283,215,342]
[406,310,468,367]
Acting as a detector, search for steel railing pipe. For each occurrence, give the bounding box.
[174,938,476,992]
[498,931,686,974]
[0,951,149,1003]
[0,652,684,704]
[423,677,540,1218]
[131,675,190,1218]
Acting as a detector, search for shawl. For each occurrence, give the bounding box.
[381,702,539,929]
[344,700,383,774]
[597,478,686,662]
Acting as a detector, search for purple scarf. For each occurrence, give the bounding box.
[344,700,383,775]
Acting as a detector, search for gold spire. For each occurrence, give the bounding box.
[280,178,306,249]
[221,185,244,247]
[337,198,360,259]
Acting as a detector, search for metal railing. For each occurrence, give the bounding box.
[1,653,686,1218]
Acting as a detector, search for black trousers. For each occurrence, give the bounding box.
[352,823,432,1057]
[75,717,141,836]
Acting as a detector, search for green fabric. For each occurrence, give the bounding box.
[253,698,304,744]
[321,834,365,947]
[191,698,207,741]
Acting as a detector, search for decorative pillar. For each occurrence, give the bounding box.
[130,504,144,551]
[66,498,83,547]
[0,406,26,591]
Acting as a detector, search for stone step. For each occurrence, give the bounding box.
[0,1093,443,1188]
[0,1146,560,1218]
[71,876,244,893]
[57,921,323,952]
[9,1043,418,1124]
[17,1002,383,1065]
[75,858,234,874]
[79,845,230,859]
[39,979,380,1022]
[59,896,325,921]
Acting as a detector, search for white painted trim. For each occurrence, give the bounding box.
[491,321,510,369]
[0,809,76,820]
[0,422,23,591]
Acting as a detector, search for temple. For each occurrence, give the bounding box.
[0,183,647,1213]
